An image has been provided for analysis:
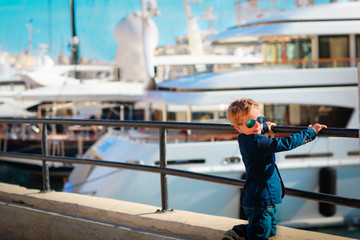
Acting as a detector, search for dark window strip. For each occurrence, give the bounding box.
[285,153,333,159]
[155,159,205,165]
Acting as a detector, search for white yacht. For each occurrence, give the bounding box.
[71,2,360,228]
[0,0,161,172]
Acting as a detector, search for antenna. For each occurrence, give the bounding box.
[69,0,79,65]
[47,0,54,59]
[25,19,40,55]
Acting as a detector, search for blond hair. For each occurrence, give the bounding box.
[227,98,261,125]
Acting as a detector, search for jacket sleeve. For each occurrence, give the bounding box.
[261,122,269,134]
[257,128,317,154]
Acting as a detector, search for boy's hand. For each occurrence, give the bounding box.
[266,121,276,135]
[308,123,327,134]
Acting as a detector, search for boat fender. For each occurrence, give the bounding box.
[239,173,247,220]
[319,167,337,217]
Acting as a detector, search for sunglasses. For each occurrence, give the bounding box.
[239,116,265,128]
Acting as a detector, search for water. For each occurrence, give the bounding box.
[0,161,68,192]
[0,161,359,239]
[304,225,360,239]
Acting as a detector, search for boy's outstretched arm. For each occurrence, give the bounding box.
[266,121,277,135]
[308,123,327,134]
[266,122,326,135]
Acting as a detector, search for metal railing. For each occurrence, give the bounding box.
[264,57,360,69]
[0,117,359,212]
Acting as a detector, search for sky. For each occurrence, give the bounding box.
[0,0,340,63]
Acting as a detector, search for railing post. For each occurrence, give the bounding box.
[358,62,360,154]
[41,124,50,192]
[158,127,170,212]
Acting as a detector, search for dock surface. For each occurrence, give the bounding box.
[0,182,356,240]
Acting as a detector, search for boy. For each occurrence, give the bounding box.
[223,98,327,240]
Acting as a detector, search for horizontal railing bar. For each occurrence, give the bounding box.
[0,118,358,138]
[272,126,359,138]
[0,118,232,131]
[0,151,359,209]
[0,152,240,185]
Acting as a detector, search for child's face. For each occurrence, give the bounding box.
[235,107,264,135]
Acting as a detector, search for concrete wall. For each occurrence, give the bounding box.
[0,183,355,240]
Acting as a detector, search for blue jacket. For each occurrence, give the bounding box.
[238,123,317,207]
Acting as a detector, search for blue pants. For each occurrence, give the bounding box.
[233,205,277,240]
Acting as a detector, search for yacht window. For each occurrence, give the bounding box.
[153,110,162,121]
[102,104,142,120]
[286,42,296,60]
[219,111,227,119]
[348,151,360,156]
[153,111,176,121]
[276,43,282,61]
[155,159,205,165]
[319,35,349,67]
[264,104,353,128]
[264,104,288,125]
[299,40,312,60]
[132,109,144,120]
[0,83,26,92]
[356,35,360,58]
[56,108,73,117]
[223,157,241,164]
[167,112,176,121]
[67,70,110,80]
[285,152,333,159]
[286,40,312,67]
[265,43,282,62]
[265,39,312,68]
[192,112,214,121]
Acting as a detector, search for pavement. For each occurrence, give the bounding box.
[0,183,356,240]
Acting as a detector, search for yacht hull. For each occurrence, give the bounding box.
[73,133,360,228]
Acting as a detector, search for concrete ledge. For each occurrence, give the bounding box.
[0,183,355,240]
[0,201,181,240]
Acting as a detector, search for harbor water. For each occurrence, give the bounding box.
[0,161,359,239]
[0,161,67,192]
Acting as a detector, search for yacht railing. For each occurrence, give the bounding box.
[156,57,360,80]
[0,117,359,212]
[264,57,360,69]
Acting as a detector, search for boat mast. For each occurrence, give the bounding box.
[25,19,40,55]
[47,0,54,59]
[69,0,79,65]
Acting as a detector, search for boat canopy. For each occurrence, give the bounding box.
[139,85,357,111]
[157,68,357,91]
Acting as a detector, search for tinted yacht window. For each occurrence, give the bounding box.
[264,104,353,128]
[357,35,360,58]
[265,39,312,68]
[319,36,349,67]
